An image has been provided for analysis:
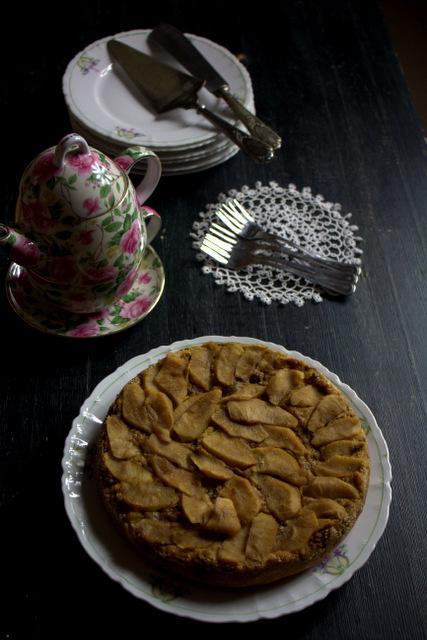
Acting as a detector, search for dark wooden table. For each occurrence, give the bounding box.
[1,1,426,637]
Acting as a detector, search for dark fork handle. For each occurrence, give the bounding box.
[242,227,358,274]
[242,252,357,296]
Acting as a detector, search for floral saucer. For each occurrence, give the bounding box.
[5,246,164,338]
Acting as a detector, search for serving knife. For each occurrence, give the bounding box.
[107,40,274,163]
[148,23,282,150]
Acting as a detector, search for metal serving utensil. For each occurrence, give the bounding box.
[148,23,282,150]
[200,222,359,296]
[107,40,274,163]
[216,199,360,277]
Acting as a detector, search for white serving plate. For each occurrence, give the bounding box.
[62,336,392,623]
[63,30,254,149]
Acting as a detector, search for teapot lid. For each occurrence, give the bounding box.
[20,134,128,220]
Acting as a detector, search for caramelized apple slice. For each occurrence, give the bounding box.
[224,383,265,401]
[202,432,256,469]
[245,513,278,561]
[217,526,249,565]
[278,508,319,552]
[140,364,159,394]
[120,481,178,510]
[121,382,149,431]
[302,497,347,520]
[173,388,222,441]
[204,497,241,536]
[220,476,262,524]
[321,439,366,460]
[303,476,359,499]
[266,369,304,405]
[315,455,364,477]
[132,519,175,544]
[155,353,188,404]
[106,415,140,459]
[151,455,201,496]
[211,408,267,443]
[312,415,362,446]
[190,451,234,480]
[227,399,298,427]
[215,343,244,386]
[262,426,306,454]
[307,394,347,431]
[254,475,301,521]
[182,493,213,524]
[254,447,307,485]
[102,451,152,484]
[188,346,212,391]
[146,433,192,470]
[288,384,323,407]
[143,388,174,442]
[235,346,267,380]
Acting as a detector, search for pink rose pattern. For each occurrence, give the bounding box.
[117,266,139,297]
[13,248,162,338]
[67,151,99,175]
[115,155,133,172]
[120,219,141,254]
[120,296,151,319]
[138,272,152,284]
[68,323,99,338]
[83,197,100,216]
[16,145,160,315]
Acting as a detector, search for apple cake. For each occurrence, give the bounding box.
[96,342,370,587]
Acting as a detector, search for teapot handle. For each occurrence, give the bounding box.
[115,146,162,205]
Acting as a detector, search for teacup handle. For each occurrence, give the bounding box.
[141,206,162,244]
[115,146,162,205]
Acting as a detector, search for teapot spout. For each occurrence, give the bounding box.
[0,223,43,269]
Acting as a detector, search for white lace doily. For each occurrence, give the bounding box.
[191,181,363,306]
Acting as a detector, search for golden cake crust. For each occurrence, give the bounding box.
[96,342,370,587]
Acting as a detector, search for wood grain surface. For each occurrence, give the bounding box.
[0,1,426,637]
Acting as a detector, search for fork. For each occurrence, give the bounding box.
[216,199,359,276]
[200,225,359,296]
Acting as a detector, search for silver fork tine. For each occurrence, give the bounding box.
[203,234,233,258]
[216,209,242,235]
[204,233,235,254]
[232,198,254,221]
[221,200,249,225]
[210,222,238,242]
[200,241,229,265]
[217,199,360,277]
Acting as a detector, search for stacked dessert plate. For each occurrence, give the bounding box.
[63,29,255,175]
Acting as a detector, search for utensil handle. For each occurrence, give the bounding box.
[218,87,282,150]
[256,255,355,296]
[196,104,274,163]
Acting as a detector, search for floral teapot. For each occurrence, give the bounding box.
[0,133,162,313]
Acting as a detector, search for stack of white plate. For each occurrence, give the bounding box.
[62,29,255,175]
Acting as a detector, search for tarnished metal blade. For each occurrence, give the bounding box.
[149,24,227,94]
[107,40,203,113]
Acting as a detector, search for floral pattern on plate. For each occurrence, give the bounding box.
[5,245,164,338]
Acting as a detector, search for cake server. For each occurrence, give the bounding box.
[107,40,274,163]
[148,23,282,150]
